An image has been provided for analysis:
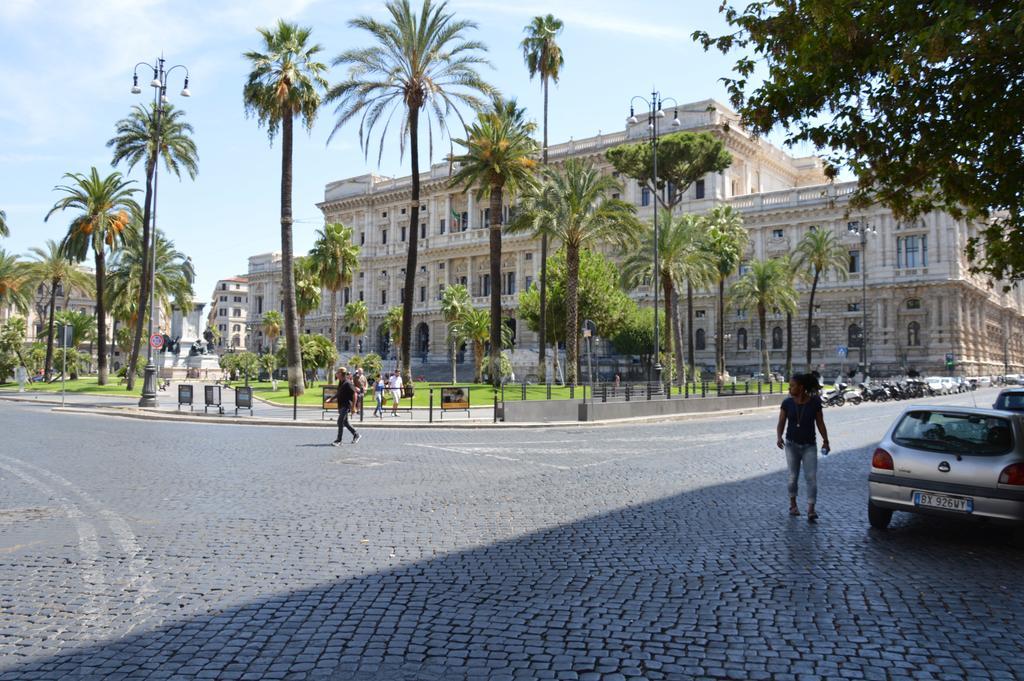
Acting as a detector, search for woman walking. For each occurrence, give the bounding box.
[776,372,830,520]
[373,373,386,418]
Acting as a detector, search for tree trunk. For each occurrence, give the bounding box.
[662,273,674,382]
[551,338,560,385]
[280,113,303,397]
[785,311,793,379]
[806,270,820,371]
[127,155,156,391]
[488,185,504,387]
[330,289,339,350]
[451,337,458,384]
[401,105,421,388]
[759,303,769,378]
[537,77,549,383]
[565,245,580,386]
[672,286,685,386]
[94,250,108,385]
[687,281,696,380]
[474,342,483,383]
[717,277,725,380]
[43,279,58,378]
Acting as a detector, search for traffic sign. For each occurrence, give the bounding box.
[150,333,164,349]
[836,345,848,358]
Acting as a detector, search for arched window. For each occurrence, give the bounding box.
[809,325,821,349]
[737,328,748,350]
[696,328,706,351]
[907,321,921,347]
[772,326,784,350]
[848,324,863,348]
[416,322,430,357]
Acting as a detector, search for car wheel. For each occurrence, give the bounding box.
[868,500,893,530]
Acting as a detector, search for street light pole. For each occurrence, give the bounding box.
[628,90,680,383]
[848,220,876,378]
[131,56,190,408]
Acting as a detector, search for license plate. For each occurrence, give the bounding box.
[913,491,973,513]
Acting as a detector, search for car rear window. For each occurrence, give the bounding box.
[994,393,1024,411]
[893,411,1014,456]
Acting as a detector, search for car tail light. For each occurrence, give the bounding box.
[872,448,894,470]
[998,463,1024,485]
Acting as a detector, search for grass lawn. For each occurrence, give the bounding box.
[0,376,142,396]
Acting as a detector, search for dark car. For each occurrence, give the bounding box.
[993,388,1024,411]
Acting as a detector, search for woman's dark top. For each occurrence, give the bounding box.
[781,395,822,445]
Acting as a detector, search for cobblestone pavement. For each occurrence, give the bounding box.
[1,390,1021,680]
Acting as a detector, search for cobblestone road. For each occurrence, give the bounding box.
[1,390,1022,680]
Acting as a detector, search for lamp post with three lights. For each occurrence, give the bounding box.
[130,56,190,407]
[847,219,876,378]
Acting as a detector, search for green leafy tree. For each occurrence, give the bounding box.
[51,310,96,348]
[520,13,564,383]
[45,167,140,385]
[107,101,198,389]
[729,258,798,378]
[703,205,748,380]
[258,352,279,390]
[0,249,30,317]
[328,0,495,386]
[244,19,329,398]
[54,347,83,379]
[276,334,337,387]
[695,2,1024,283]
[343,300,369,352]
[449,307,513,384]
[0,210,8,237]
[450,96,539,387]
[352,352,383,380]
[310,222,359,349]
[508,158,639,385]
[0,317,28,368]
[219,352,240,381]
[794,227,849,371]
[610,306,662,377]
[293,256,321,332]
[234,351,260,386]
[261,310,283,352]
[440,283,471,384]
[25,240,95,379]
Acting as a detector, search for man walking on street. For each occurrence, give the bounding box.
[389,370,403,417]
[329,367,360,446]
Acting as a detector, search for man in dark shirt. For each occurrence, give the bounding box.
[330,367,360,446]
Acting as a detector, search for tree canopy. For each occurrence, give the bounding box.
[694,1,1024,282]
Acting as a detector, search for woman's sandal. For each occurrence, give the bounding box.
[789,507,801,516]
[807,510,819,521]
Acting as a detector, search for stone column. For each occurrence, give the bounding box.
[467,192,475,230]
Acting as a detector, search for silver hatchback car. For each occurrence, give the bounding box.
[868,406,1024,529]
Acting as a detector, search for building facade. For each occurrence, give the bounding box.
[207,276,249,352]
[244,99,1024,378]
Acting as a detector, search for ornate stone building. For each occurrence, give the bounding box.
[206,276,249,352]
[245,99,1024,378]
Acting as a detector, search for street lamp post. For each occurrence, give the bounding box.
[847,220,876,378]
[628,90,680,383]
[131,56,191,408]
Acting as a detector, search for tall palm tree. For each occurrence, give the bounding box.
[25,240,95,379]
[520,14,564,384]
[0,209,9,237]
[293,256,321,333]
[451,306,489,383]
[52,309,96,348]
[343,300,369,353]
[508,158,639,385]
[794,227,849,371]
[107,102,198,389]
[622,212,714,385]
[328,0,495,386]
[45,167,140,385]
[440,283,471,383]
[703,205,748,381]
[310,222,359,349]
[384,305,404,369]
[781,254,801,380]
[730,258,798,378]
[244,19,328,398]
[261,310,283,352]
[451,96,539,386]
[0,249,29,315]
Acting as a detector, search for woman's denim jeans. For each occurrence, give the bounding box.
[785,441,818,504]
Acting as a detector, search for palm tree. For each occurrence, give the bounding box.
[794,227,849,371]
[107,102,198,389]
[781,254,801,380]
[730,258,798,378]
[520,14,564,384]
[0,209,9,237]
[0,249,29,315]
[310,222,359,349]
[45,167,140,385]
[452,307,489,383]
[508,158,639,385]
[25,240,95,379]
[293,256,321,332]
[703,205,748,381]
[440,283,471,383]
[622,212,714,386]
[244,19,328,398]
[261,310,283,352]
[384,305,404,369]
[52,309,96,348]
[343,300,369,352]
[328,0,495,386]
[451,96,539,386]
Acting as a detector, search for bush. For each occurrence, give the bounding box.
[116,355,146,378]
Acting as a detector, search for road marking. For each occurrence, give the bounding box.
[411,443,572,470]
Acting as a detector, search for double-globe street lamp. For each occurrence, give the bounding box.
[847,220,876,377]
[627,90,680,383]
[130,56,191,407]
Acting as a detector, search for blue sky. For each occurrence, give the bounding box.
[0,0,805,300]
